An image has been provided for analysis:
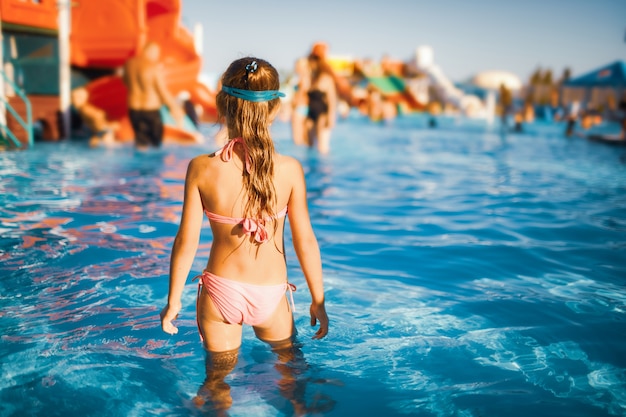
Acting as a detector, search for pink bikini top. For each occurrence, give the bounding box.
[205,137,287,243]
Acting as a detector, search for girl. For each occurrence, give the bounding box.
[160,57,329,409]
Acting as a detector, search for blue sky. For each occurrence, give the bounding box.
[181,0,626,83]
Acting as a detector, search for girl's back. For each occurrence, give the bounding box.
[189,144,301,285]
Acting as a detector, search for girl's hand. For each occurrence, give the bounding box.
[160,303,181,335]
[310,302,329,339]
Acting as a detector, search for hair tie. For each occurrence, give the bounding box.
[245,61,258,74]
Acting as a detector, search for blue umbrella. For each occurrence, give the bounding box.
[564,60,626,88]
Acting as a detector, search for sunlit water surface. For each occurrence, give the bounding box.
[1,115,625,416]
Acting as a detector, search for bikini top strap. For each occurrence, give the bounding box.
[203,207,288,243]
[215,138,252,174]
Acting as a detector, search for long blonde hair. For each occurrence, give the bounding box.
[216,57,281,220]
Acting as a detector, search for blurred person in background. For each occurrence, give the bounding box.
[123,41,184,149]
[499,83,513,131]
[291,57,311,146]
[71,87,119,147]
[619,92,626,139]
[306,53,337,154]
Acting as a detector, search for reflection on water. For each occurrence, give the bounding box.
[1,118,626,416]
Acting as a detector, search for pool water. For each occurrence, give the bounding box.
[1,115,625,416]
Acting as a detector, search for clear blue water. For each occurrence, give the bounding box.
[1,115,625,417]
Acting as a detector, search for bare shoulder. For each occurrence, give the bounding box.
[187,153,217,180]
[275,153,305,186]
[275,153,303,176]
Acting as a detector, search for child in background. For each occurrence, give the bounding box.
[160,57,329,411]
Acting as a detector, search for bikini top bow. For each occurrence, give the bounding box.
[215,137,252,174]
[241,217,269,243]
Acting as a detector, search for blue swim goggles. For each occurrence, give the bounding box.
[222,85,285,103]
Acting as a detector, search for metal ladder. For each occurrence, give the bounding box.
[0,69,33,149]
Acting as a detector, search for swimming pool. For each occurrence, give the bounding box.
[1,115,625,416]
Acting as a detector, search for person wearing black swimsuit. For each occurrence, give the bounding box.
[305,54,337,154]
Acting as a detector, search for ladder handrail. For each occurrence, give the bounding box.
[0,115,23,147]
[0,68,33,148]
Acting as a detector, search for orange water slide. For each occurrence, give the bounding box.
[0,0,58,30]
[70,0,215,141]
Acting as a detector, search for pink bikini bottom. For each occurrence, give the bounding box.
[195,271,296,339]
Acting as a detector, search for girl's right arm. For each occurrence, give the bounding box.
[287,159,329,339]
[161,158,204,335]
